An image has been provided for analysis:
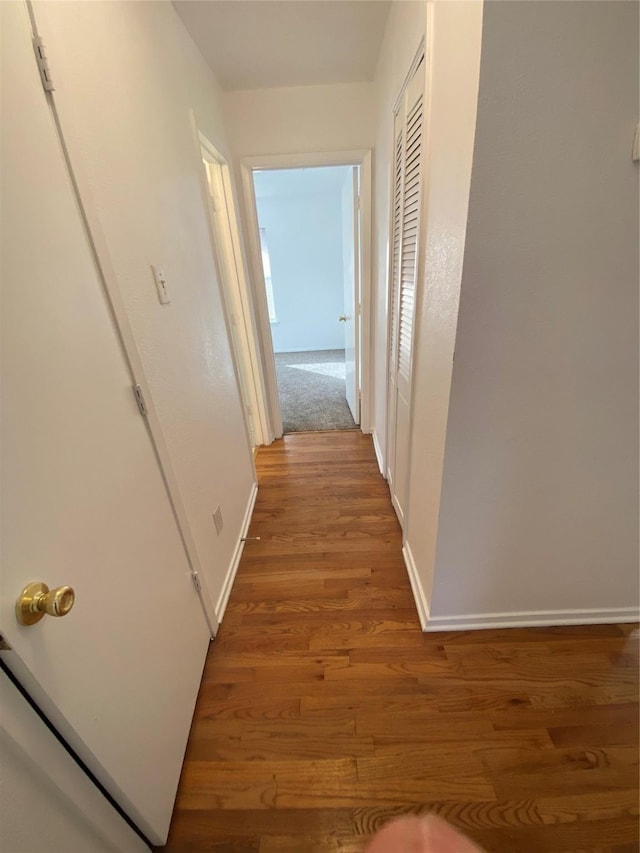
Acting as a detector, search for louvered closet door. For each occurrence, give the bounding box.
[386,118,404,492]
[387,59,425,526]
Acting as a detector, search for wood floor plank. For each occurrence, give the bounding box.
[185,733,374,762]
[483,744,639,800]
[165,432,640,852]
[192,696,301,722]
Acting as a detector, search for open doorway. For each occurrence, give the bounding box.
[250,165,361,434]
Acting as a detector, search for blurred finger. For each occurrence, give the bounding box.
[365,815,484,853]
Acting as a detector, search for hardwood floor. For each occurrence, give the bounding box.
[165,431,639,852]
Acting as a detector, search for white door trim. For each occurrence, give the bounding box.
[240,149,373,438]
[193,118,271,448]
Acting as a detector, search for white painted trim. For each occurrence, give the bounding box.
[218,160,272,444]
[240,162,282,440]
[358,151,373,434]
[391,493,405,529]
[240,148,373,438]
[195,120,271,449]
[274,347,345,354]
[196,133,258,454]
[242,149,371,171]
[402,543,430,631]
[214,482,259,627]
[403,540,637,634]
[382,111,397,483]
[392,36,427,114]
[403,538,638,634]
[372,430,386,478]
[422,607,640,633]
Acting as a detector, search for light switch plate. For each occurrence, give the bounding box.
[151,265,171,304]
[213,506,223,535]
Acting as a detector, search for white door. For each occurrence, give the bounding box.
[0,3,209,845]
[203,157,257,448]
[387,60,425,525]
[341,167,361,424]
[1,672,147,853]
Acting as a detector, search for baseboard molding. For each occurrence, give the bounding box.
[274,347,342,354]
[422,606,640,633]
[371,430,385,478]
[402,542,638,633]
[214,481,258,627]
[391,493,404,528]
[402,543,430,631]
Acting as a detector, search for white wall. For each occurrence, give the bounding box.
[223,82,376,159]
[254,168,350,353]
[426,0,640,626]
[31,0,256,622]
[401,1,484,622]
[371,0,427,465]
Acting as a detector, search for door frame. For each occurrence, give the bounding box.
[193,120,271,448]
[240,149,373,439]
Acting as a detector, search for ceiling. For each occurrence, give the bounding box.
[173,1,391,91]
[253,166,352,199]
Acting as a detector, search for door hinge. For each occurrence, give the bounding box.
[132,384,148,416]
[0,633,12,651]
[191,572,202,593]
[33,37,55,92]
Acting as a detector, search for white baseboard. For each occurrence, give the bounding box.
[391,493,404,528]
[371,430,386,478]
[422,606,640,633]
[402,543,430,631]
[274,346,342,354]
[214,481,258,627]
[402,541,638,633]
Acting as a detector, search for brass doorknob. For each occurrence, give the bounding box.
[338,315,348,322]
[16,582,75,626]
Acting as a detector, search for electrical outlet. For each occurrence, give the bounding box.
[213,506,223,535]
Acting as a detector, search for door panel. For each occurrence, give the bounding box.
[203,158,257,448]
[342,167,360,424]
[1,672,147,853]
[393,391,412,527]
[387,60,425,525]
[0,3,209,843]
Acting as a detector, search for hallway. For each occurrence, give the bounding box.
[165,432,639,852]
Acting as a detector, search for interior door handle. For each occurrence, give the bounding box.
[16,582,75,626]
[338,315,348,322]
